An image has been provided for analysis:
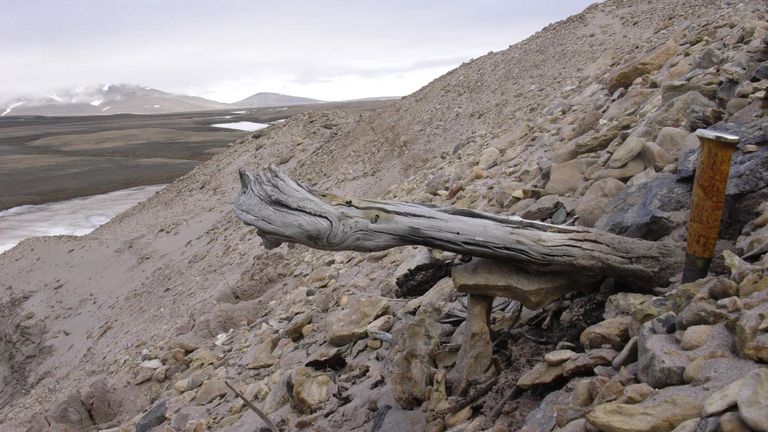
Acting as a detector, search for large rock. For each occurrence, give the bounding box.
[642,141,674,170]
[575,178,627,227]
[580,316,632,350]
[291,367,336,414]
[587,157,647,181]
[595,174,690,240]
[647,91,724,136]
[390,315,439,409]
[637,320,690,388]
[135,400,168,432]
[737,368,768,432]
[517,362,565,389]
[735,301,768,362]
[80,379,125,427]
[49,392,94,432]
[604,293,655,319]
[242,335,279,369]
[609,137,646,168]
[545,158,598,195]
[447,294,493,395]
[655,127,690,158]
[605,41,678,93]
[327,296,389,346]
[586,394,700,432]
[195,379,228,405]
[452,258,599,309]
[702,378,742,416]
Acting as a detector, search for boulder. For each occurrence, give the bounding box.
[478,147,501,169]
[605,41,678,93]
[575,178,627,227]
[660,81,718,103]
[580,316,632,350]
[517,362,565,389]
[327,296,389,346]
[735,301,768,363]
[655,127,690,158]
[702,378,742,416]
[587,157,646,181]
[135,400,168,432]
[170,406,208,432]
[609,137,646,168]
[586,394,700,432]
[544,350,579,366]
[284,312,312,342]
[595,174,690,240]
[291,367,336,414]
[195,379,228,405]
[642,141,674,170]
[679,325,713,351]
[545,158,598,195]
[737,368,768,432]
[242,335,279,369]
[49,393,94,432]
[604,293,655,319]
[452,258,599,309]
[521,195,570,221]
[637,324,690,388]
[647,91,724,136]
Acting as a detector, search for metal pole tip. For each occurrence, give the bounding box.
[695,129,740,144]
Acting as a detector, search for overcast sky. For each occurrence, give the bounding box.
[0,1,598,103]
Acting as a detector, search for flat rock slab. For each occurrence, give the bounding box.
[451,258,599,309]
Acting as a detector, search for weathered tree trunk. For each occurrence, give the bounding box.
[235,165,683,287]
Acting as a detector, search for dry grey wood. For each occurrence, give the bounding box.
[235,165,683,287]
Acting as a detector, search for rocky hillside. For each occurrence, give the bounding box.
[1,0,767,431]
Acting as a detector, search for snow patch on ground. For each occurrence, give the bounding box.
[1,101,25,117]
[0,184,166,254]
[210,121,270,131]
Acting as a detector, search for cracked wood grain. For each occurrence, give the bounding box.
[235,164,683,287]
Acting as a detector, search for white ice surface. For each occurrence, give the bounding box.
[0,184,166,254]
[210,121,269,131]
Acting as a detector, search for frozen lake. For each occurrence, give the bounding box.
[210,121,270,131]
[0,184,166,254]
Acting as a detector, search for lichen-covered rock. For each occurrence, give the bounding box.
[735,301,768,362]
[291,367,335,414]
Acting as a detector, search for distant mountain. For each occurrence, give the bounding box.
[0,84,231,117]
[233,92,322,108]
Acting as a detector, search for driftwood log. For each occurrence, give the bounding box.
[234,165,684,287]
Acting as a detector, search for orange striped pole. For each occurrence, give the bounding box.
[682,129,740,283]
